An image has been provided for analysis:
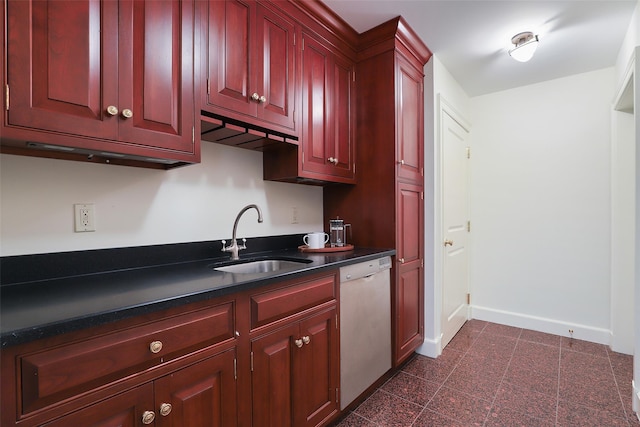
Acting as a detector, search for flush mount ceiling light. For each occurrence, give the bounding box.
[509,31,539,62]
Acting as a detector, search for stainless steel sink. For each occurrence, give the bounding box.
[213,258,311,274]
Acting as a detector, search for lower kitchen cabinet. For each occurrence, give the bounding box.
[251,307,339,427]
[41,348,237,427]
[1,272,341,427]
[154,348,238,426]
[41,383,154,427]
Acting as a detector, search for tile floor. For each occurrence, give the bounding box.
[335,320,639,426]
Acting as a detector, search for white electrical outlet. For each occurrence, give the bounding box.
[74,204,96,232]
[291,206,299,224]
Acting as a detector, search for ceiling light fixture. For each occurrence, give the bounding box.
[509,31,539,62]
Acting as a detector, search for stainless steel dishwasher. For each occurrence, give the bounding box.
[340,256,392,409]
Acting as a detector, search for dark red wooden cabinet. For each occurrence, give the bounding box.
[324,17,431,366]
[298,31,356,183]
[2,0,198,166]
[249,273,339,427]
[40,350,237,427]
[251,308,338,427]
[1,273,340,427]
[202,0,297,135]
[395,182,425,363]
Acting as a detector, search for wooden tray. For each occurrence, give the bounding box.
[298,244,354,253]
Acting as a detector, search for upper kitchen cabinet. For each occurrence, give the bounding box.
[396,54,425,185]
[202,0,297,136]
[296,30,356,183]
[2,0,199,168]
[262,1,358,185]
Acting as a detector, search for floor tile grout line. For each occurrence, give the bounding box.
[480,328,522,427]
[410,323,487,426]
[556,337,563,426]
[607,349,633,424]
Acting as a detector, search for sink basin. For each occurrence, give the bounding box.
[213,258,311,274]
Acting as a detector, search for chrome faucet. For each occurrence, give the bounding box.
[222,204,263,260]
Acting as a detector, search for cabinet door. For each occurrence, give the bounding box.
[6,0,119,140]
[394,182,425,365]
[42,383,154,427]
[329,54,356,182]
[254,4,296,131]
[251,323,298,427]
[155,348,238,427]
[300,32,333,178]
[117,0,196,152]
[205,0,255,117]
[396,54,424,184]
[295,308,339,427]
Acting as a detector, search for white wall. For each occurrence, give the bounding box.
[468,68,615,342]
[0,142,323,256]
[611,102,635,355]
[615,0,640,412]
[469,68,615,344]
[419,55,471,358]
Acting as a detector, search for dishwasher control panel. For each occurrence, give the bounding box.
[339,256,392,282]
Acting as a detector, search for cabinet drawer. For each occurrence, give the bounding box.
[250,274,336,329]
[19,302,234,415]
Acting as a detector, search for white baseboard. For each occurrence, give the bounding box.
[633,380,640,415]
[416,334,441,359]
[470,305,611,345]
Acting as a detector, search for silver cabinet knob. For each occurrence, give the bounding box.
[142,411,155,424]
[106,105,118,116]
[251,93,260,101]
[294,339,303,348]
[121,108,133,119]
[159,403,172,416]
[149,340,163,354]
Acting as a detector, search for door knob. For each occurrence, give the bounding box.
[444,239,454,247]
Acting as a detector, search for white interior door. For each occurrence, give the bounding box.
[441,110,470,348]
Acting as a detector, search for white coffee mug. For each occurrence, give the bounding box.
[303,232,329,249]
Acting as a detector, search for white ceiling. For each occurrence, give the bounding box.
[321,0,638,96]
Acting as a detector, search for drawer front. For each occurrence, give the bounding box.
[250,274,336,330]
[20,302,234,415]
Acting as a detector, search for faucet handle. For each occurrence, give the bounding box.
[238,238,247,250]
[221,240,227,251]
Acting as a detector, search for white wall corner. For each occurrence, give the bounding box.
[417,334,442,359]
[633,380,640,414]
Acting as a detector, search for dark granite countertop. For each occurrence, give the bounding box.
[1,235,394,348]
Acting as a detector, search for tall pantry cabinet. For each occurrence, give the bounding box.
[324,17,431,366]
